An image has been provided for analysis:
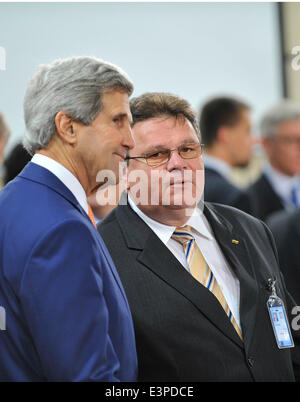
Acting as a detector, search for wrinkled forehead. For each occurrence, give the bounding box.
[131,115,198,153]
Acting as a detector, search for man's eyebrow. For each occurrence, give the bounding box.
[113,112,133,123]
[143,140,199,154]
[143,145,169,154]
[180,139,199,146]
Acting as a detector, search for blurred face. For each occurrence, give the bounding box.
[74,90,134,194]
[227,108,253,167]
[127,116,204,219]
[263,119,300,176]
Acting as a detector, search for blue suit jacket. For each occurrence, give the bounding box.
[0,162,137,381]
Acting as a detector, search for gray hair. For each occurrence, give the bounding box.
[23,56,134,155]
[260,100,300,139]
[0,112,10,142]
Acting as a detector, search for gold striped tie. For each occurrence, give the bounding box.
[172,225,242,340]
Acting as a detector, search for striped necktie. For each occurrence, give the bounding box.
[172,225,242,340]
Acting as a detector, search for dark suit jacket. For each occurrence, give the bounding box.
[99,200,300,382]
[246,173,285,222]
[267,209,300,306]
[204,167,254,215]
[0,163,137,381]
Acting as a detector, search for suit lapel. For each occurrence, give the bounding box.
[20,163,135,309]
[204,204,260,349]
[140,233,244,348]
[117,203,245,348]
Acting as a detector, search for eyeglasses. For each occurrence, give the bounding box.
[125,143,204,167]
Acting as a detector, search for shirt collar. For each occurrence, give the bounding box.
[128,194,213,245]
[203,154,232,179]
[263,162,300,202]
[31,154,89,215]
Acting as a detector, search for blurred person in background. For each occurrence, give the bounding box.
[3,142,31,185]
[199,96,254,214]
[246,100,300,221]
[267,209,300,306]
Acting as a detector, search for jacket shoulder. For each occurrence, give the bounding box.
[206,201,261,224]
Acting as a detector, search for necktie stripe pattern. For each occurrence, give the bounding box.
[172,225,242,340]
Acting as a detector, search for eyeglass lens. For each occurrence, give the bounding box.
[146,144,202,166]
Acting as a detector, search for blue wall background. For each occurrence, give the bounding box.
[0,2,281,152]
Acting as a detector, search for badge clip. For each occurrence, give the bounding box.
[267,278,278,305]
[266,277,294,349]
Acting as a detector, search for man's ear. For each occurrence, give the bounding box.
[217,126,231,145]
[54,111,77,145]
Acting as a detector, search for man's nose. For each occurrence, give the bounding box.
[122,124,135,150]
[166,150,187,171]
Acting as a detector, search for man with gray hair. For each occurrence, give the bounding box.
[0,56,137,381]
[246,100,300,221]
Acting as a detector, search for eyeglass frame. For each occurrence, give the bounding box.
[125,143,205,167]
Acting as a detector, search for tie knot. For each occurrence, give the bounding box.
[172,225,195,245]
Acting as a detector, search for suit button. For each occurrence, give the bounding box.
[247,357,255,368]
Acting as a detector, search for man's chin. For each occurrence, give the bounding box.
[165,203,197,211]
[162,195,198,209]
[235,160,251,169]
[161,185,200,208]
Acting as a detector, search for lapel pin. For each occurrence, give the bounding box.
[232,239,239,244]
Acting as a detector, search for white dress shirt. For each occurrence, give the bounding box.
[263,162,300,209]
[203,154,232,180]
[128,195,241,328]
[31,154,89,215]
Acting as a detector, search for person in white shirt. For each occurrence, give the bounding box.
[246,100,300,221]
[98,92,300,382]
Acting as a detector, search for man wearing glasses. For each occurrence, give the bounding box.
[246,100,300,222]
[98,92,300,381]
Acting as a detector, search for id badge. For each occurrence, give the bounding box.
[267,279,294,349]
